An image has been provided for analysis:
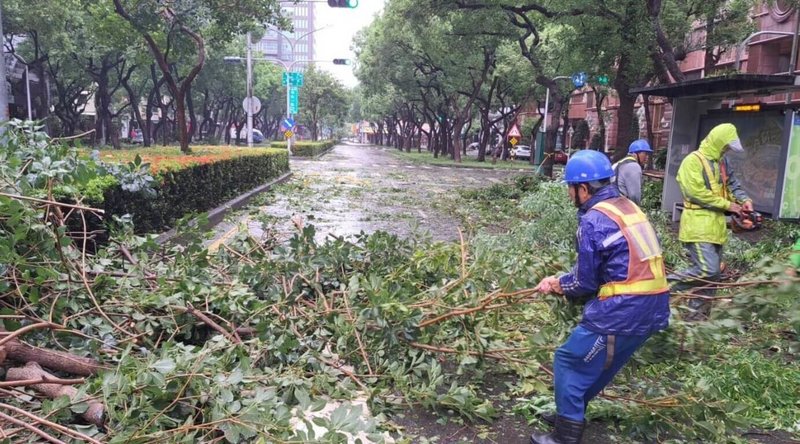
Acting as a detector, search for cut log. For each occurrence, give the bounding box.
[4,340,104,376]
[6,362,104,426]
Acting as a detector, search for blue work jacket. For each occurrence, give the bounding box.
[558,185,670,336]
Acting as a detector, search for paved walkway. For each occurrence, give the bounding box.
[207,143,527,249]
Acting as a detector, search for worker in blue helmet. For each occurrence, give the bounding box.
[611,139,653,205]
[529,150,671,444]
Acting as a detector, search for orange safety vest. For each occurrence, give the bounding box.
[591,197,669,299]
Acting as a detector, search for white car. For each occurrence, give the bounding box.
[513,145,532,159]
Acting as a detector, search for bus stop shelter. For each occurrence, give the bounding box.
[632,74,800,220]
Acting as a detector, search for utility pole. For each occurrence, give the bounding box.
[246,32,254,148]
[0,0,10,129]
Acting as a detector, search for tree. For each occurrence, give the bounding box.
[298,65,348,141]
[111,0,286,152]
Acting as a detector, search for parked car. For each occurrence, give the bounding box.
[229,127,265,144]
[554,149,568,165]
[513,145,531,159]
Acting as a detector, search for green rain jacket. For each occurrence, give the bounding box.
[676,123,751,245]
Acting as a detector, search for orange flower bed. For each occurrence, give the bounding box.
[96,145,285,175]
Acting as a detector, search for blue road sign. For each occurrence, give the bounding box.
[572,72,587,88]
[281,117,296,131]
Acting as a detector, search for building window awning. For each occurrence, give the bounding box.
[631,74,800,99]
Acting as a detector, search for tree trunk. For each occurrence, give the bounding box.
[187,85,197,143]
[613,91,637,161]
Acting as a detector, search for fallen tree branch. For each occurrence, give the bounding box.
[0,376,85,388]
[0,401,103,444]
[185,304,241,344]
[0,192,104,214]
[4,340,106,376]
[0,322,64,348]
[51,128,96,142]
[6,362,104,427]
[0,411,67,444]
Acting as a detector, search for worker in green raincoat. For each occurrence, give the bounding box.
[668,123,752,320]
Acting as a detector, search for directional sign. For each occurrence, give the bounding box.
[282,72,305,87]
[510,137,519,146]
[281,117,296,131]
[289,87,299,114]
[507,123,522,138]
[242,96,262,114]
[284,130,294,140]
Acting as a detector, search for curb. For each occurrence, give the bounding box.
[155,171,294,245]
[389,152,534,172]
[291,146,335,160]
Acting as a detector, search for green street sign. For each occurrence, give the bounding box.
[282,72,304,87]
[289,87,299,114]
[597,74,609,86]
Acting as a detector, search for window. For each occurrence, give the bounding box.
[587,92,595,109]
[263,40,278,55]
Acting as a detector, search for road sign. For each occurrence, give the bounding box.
[289,87,299,114]
[507,123,521,138]
[282,72,305,87]
[284,130,294,139]
[242,96,262,114]
[510,137,519,146]
[281,117,296,131]
[572,72,587,88]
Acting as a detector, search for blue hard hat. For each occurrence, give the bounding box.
[563,150,614,184]
[628,139,653,154]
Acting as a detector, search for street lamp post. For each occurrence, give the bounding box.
[246,32,254,147]
[227,25,331,155]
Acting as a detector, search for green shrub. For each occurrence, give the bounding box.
[88,150,289,234]
[270,140,335,157]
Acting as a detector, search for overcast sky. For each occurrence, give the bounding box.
[313,1,386,88]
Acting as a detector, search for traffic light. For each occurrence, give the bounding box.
[333,59,351,65]
[328,0,358,7]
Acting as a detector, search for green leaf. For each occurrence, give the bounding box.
[151,358,176,374]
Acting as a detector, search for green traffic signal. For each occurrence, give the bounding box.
[328,0,358,7]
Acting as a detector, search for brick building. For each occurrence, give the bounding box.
[563,2,800,153]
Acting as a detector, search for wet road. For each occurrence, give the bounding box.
[208,143,528,248]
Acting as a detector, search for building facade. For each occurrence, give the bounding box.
[562,2,800,153]
[255,3,315,70]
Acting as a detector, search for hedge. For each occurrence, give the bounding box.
[81,147,289,236]
[270,140,335,157]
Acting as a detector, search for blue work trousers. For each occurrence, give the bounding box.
[554,325,651,421]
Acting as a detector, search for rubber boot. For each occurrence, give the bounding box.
[530,415,585,444]
[538,411,556,427]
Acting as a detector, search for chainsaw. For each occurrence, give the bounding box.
[730,210,764,232]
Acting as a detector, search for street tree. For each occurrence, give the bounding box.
[298,65,348,141]
[110,0,286,152]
